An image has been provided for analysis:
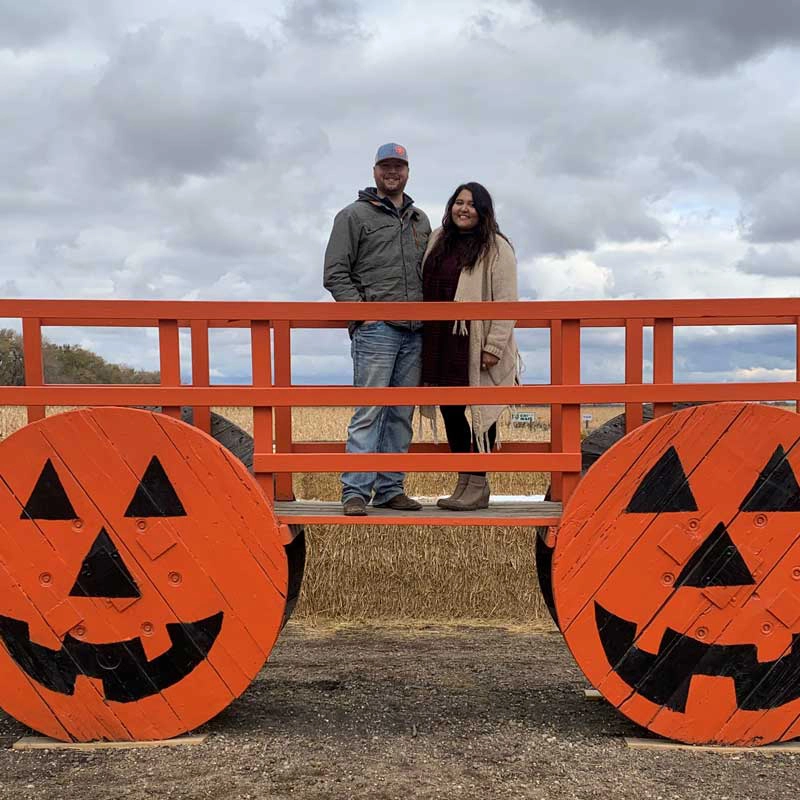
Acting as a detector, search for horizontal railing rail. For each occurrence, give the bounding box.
[1,297,798,507]
[2,297,800,322]
[1,383,799,406]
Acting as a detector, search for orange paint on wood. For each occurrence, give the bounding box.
[550,320,563,501]
[250,321,274,502]
[2,382,800,408]
[4,297,800,323]
[189,320,211,434]
[553,402,800,746]
[796,317,800,414]
[158,320,181,421]
[625,319,644,433]
[560,321,581,504]
[0,407,287,742]
[273,320,294,501]
[653,318,674,419]
[22,317,45,423]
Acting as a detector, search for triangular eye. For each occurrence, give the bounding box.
[124,457,186,518]
[20,459,77,520]
[740,445,800,512]
[625,446,698,513]
[675,522,756,589]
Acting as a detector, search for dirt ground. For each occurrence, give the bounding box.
[0,623,798,800]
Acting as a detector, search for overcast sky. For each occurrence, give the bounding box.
[1,0,799,386]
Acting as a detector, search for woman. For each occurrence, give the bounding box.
[421,182,519,511]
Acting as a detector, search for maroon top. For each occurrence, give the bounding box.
[421,246,471,387]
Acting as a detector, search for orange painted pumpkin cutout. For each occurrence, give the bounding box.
[0,407,288,742]
[553,402,800,746]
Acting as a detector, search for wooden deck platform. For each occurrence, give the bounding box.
[274,500,562,526]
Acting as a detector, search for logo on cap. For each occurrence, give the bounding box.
[394,145,406,156]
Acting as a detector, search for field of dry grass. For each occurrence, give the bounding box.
[0,404,623,624]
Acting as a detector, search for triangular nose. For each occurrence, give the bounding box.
[675,522,756,589]
[69,528,141,599]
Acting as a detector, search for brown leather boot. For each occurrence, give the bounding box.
[439,475,490,511]
[436,473,469,509]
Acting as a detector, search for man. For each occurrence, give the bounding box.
[323,143,431,516]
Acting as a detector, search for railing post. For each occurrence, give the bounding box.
[273,320,294,501]
[653,318,674,418]
[625,319,644,432]
[22,318,45,423]
[190,320,211,434]
[549,320,563,500]
[158,320,182,420]
[560,320,581,504]
[251,321,274,502]
[796,316,800,414]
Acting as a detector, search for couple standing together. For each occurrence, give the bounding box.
[323,143,519,516]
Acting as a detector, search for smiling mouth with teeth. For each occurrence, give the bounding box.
[595,603,800,712]
[0,612,223,702]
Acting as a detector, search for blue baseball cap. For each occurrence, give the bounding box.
[375,142,409,164]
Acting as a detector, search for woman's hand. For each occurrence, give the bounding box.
[481,351,500,370]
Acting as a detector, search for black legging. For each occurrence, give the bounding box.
[440,405,497,477]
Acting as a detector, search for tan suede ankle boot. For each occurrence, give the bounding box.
[440,475,490,511]
[437,473,470,508]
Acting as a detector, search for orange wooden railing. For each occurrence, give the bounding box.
[2,298,800,508]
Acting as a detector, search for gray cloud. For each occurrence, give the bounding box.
[736,245,800,277]
[281,0,367,44]
[502,178,665,257]
[94,20,271,180]
[532,0,800,73]
[0,1,77,49]
[739,177,800,243]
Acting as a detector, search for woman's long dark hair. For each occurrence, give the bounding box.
[425,182,511,273]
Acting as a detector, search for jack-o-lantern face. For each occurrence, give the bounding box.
[0,408,287,742]
[553,402,800,746]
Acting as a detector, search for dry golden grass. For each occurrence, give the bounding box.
[0,404,621,624]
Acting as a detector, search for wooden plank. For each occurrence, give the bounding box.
[256,452,580,473]
[624,737,800,754]
[21,317,45,423]
[796,316,800,414]
[561,320,581,504]
[274,500,562,527]
[2,382,800,407]
[625,319,644,432]
[3,297,800,322]
[30,315,800,330]
[653,318,674,418]
[250,321,274,501]
[14,734,208,751]
[158,319,182,421]
[273,320,294,501]
[550,319,563,501]
[190,320,211,434]
[290,441,552,453]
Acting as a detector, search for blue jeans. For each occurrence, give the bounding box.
[342,322,422,504]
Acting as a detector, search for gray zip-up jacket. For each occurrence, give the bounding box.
[323,188,431,331]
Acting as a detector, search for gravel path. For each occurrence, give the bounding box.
[0,623,797,799]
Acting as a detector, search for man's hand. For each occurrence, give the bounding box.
[481,351,500,370]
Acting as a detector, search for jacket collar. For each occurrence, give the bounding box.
[358,187,416,217]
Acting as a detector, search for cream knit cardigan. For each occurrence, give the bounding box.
[420,227,520,451]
